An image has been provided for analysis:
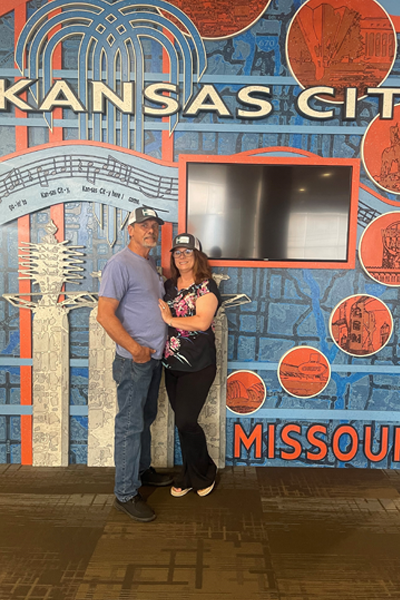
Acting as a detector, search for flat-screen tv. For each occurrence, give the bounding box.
[179,155,360,269]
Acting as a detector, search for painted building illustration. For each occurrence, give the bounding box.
[226,370,266,415]
[287,0,396,98]
[1,0,400,469]
[330,294,393,357]
[359,212,400,284]
[382,220,400,268]
[278,347,330,398]
[331,296,376,355]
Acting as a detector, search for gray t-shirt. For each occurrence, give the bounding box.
[99,246,167,360]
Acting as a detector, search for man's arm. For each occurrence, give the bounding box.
[97,296,155,363]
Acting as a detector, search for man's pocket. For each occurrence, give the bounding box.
[112,354,128,385]
[131,359,154,383]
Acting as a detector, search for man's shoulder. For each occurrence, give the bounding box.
[103,248,159,286]
[100,248,144,296]
[107,246,132,264]
[105,247,142,270]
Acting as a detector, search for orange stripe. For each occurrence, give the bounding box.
[161,33,174,163]
[20,415,32,464]
[14,2,64,463]
[161,32,174,274]
[48,3,65,302]
[178,154,187,232]
[0,0,29,18]
[18,216,31,358]
[15,123,28,150]
[161,223,173,278]
[15,4,32,465]
[19,215,32,465]
[162,129,174,162]
[50,204,65,242]
[14,3,28,151]
[48,5,63,147]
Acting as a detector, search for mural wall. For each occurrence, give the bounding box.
[1,0,400,469]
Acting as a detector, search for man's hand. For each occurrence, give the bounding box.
[131,345,156,363]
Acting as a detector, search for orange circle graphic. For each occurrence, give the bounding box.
[329,294,393,356]
[359,212,400,285]
[278,346,331,398]
[362,105,400,194]
[161,0,270,39]
[226,370,266,414]
[287,0,396,102]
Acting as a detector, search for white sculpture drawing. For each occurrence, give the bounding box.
[3,220,97,466]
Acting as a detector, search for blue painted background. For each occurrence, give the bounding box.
[0,0,399,468]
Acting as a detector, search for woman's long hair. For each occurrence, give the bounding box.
[170,249,212,285]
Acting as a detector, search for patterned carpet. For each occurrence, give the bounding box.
[1,464,400,599]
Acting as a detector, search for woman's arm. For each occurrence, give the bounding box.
[159,293,218,332]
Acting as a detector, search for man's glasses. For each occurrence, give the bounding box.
[173,248,194,257]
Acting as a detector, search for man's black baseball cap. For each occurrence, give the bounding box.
[128,207,164,226]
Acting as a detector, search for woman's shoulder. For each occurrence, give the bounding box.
[196,278,221,301]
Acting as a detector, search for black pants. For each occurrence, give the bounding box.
[165,364,217,491]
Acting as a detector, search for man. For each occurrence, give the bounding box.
[97,207,173,522]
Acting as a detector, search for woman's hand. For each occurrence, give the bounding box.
[159,299,173,324]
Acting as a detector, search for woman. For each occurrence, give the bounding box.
[159,233,221,497]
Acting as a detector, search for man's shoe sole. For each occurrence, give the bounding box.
[114,500,156,522]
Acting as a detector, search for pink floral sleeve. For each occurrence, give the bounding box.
[196,279,211,298]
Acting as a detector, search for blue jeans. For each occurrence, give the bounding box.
[112,354,162,502]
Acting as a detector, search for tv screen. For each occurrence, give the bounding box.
[185,161,355,263]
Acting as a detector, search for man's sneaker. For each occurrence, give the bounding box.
[141,467,174,487]
[114,494,156,522]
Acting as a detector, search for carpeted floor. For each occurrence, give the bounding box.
[1,464,400,599]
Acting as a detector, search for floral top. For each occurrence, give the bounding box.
[162,278,222,372]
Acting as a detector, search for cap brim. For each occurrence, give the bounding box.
[170,245,194,252]
[128,216,165,226]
